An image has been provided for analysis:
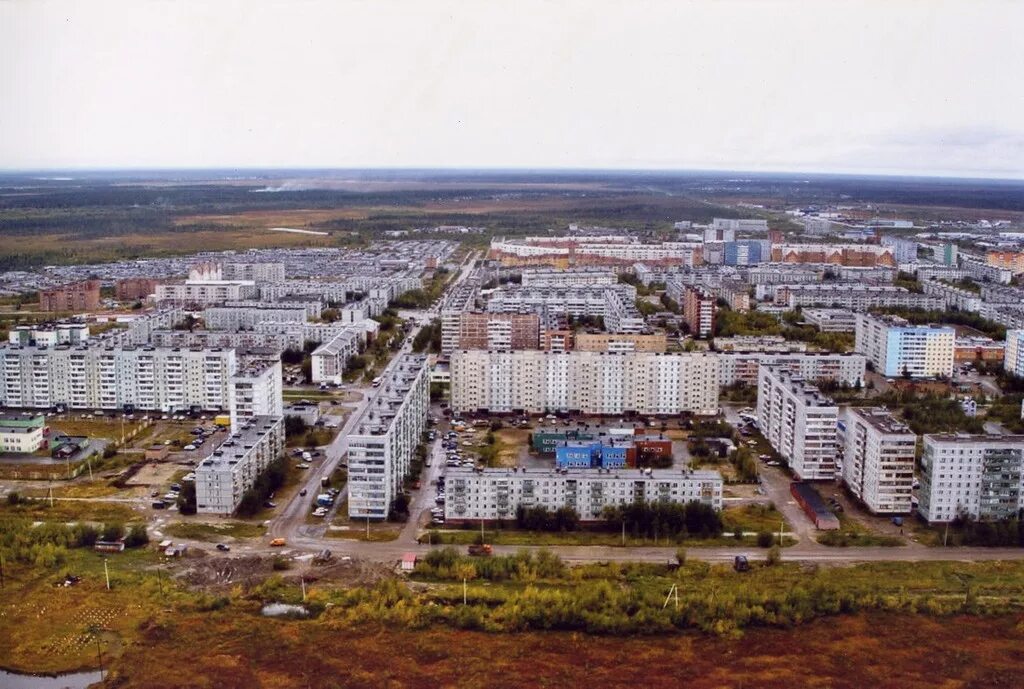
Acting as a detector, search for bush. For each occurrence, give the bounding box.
[675,547,687,566]
[6,492,20,506]
[272,555,291,571]
[101,522,125,542]
[177,483,197,515]
[766,544,782,566]
[756,531,775,548]
[124,523,149,548]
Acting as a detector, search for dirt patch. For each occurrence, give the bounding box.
[174,555,395,592]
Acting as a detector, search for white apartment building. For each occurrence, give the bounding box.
[1005,330,1024,378]
[756,365,839,480]
[347,354,429,520]
[228,358,283,430]
[717,352,866,387]
[204,301,318,330]
[0,344,235,412]
[920,280,982,312]
[520,269,617,287]
[919,434,1024,523]
[445,466,724,522]
[311,329,364,384]
[8,322,90,347]
[780,285,944,311]
[450,350,720,416]
[854,313,955,378]
[839,407,916,514]
[222,262,286,282]
[712,217,768,233]
[802,308,857,332]
[155,280,257,305]
[486,285,644,334]
[195,415,285,514]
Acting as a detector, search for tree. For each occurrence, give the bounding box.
[766,544,782,566]
[177,483,197,515]
[124,523,149,548]
[102,522,125,542]
[675,547,687,566]
[284,415,309,438]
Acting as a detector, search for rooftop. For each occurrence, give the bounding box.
[445,465,721,481]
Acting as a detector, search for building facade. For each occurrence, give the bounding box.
[347,354,429,520]
[39,280,101,313]
[854,313,955,378]
[195,416,285,514]
[918,434,1024,523]
[756,366,838,480]
[839,407,916,514]
[444,466,723,523]
[450,350,720,416]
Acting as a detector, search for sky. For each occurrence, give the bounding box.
[1,0,1022,178]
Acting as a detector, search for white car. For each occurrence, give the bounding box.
[183,444,196,451]
[312,507,328,517]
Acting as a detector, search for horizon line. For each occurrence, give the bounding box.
[1,165,1023,183]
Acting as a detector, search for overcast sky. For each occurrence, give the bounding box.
[1,0,1022,177]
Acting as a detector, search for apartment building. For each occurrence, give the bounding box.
[954,337,1004,364]
[222,262,287,282]
[520,269,617,287]
[711,280,751,312]
[722,240,770,266]
[771,244,897,267]
[457,312,540,351]
[747,265,825,286]
[839,407,916,514]
[779,285,943,311]
[881,236,919,263]
[39,280,101,313]
[440,278,481,355]
[712,217,768,233]
[347,354,429,520]
[574,332,667,353]
[0,344,235,412]
[311,329,364,384]
[115,278,160,301]
[228,358,283,430]
[961,258,1013,285]
[921,280,982,312]
[802,308,857,332]
[450,350,720,416]
[1006,330,1024,378]
[713,336,806,353]
[204,302,315,330]
[918,434,1024,523]
[486,285,644,333]
[680,285,716,338]
[8,322,89,347]
[155,280,257,305]
[444,466,724,523]
[854,313,955,378]
[756,366,838,480]
[195,416,285,514]
[717,352,866,387]
[987,250,1024,275]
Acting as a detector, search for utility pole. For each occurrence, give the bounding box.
[48,486,54,508]
[778,517,784,546]
[463,577,467,606]
[0,553,5,589]
[156,566,164,600]
[621,519,626,546]
[103,558,110,590]
[301,577,307,602]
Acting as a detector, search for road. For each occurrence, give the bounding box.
[268,250,480,542]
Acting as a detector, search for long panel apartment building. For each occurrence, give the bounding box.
[347,354,429,520]
[839,407,916,514]
[450,350,720,416]
[854,313,955,378]
[756,365,839,480]
[717,351,866,387]
[919,434,1024,523]
[444,466,724,523]
[0,344,235,412]
[195,415,285,515]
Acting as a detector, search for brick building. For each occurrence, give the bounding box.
[39,280,101,312]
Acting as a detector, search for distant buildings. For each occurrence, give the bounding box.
[444,466,724,523]
[986,250,1024,276]
[919,434,1024,523]
[665,279,716,338]
[839,408,915,514]
[39,280,101,313]
[881,236,918,264]
[757,366,838,480]
[771,244,896,267]
[777,285,943,311]
[802,308,857,332]
[854,313,955,378]
[457,312,541,351]
[450,350,720,416]
[717,352,865,387]
[115,278,160,301]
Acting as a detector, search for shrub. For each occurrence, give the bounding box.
[124,523,149,548]
[6,492,20,506]
[766,544,782,566]
[102,522,125,542]
[272,555,291,571]
[756,531,775,548]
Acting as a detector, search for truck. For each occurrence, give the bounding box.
[467,544,493,557]
[371,376,383,388]
[316,494,334,507]
[214,414,231,428]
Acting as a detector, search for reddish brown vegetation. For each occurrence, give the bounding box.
[103,612,1024,688]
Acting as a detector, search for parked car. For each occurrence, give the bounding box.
[269,538,287,547]
[216,543,231,552]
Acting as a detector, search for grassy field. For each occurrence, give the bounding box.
[164,521,266,541]
[325,526,403,542]
[0,497,141,523]
[816,511,906,547]
[720,504,789,534]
